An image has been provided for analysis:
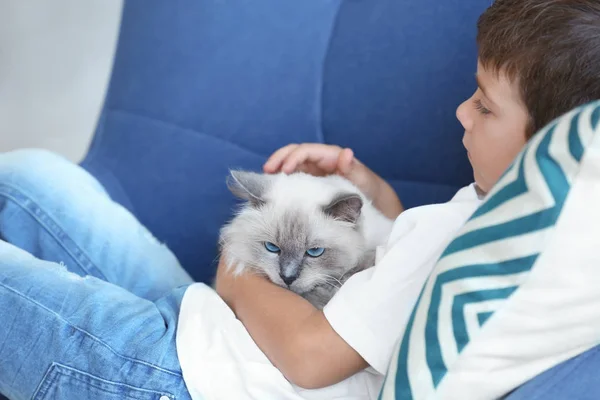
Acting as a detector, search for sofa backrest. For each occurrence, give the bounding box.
[82,0,489,282]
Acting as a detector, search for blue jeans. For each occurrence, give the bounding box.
[0,149,195,400]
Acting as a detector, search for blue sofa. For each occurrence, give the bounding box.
[80,0,480,285]
[5,1,598,399]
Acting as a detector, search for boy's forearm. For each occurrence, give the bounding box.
[229,273,316,383]
[373,175,404,219]
[223,271,367,388]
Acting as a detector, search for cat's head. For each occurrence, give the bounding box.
[220,170,368,295]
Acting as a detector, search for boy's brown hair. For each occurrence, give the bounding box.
[477,0,600,138]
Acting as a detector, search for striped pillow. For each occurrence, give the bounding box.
[380,100,600,400]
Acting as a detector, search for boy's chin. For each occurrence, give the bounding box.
[474,183,487,197]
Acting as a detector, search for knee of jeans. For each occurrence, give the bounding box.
[0,149,107,198]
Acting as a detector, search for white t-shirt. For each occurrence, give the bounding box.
[176,184,483,400]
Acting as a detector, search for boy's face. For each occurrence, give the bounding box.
[456,60,529,194]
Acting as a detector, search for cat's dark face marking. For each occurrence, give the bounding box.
[267,210,355,294]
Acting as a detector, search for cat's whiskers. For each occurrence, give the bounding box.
[320,281,341,290]
[314,273,343,289]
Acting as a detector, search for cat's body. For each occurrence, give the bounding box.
[219,170,394,309]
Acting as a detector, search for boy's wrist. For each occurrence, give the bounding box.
[349,159,380,199]
[216,256,260,311]
[371,174,403,219]
[347,159,403,218]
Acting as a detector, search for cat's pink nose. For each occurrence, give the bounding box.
[280,272,298,286]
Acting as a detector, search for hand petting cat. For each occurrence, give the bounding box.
[263,143,403,219]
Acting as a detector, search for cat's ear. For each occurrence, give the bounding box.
[323,193,363,224]
[227,170,270,207]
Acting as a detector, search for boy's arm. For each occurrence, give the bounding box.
[264,144,404,219]
[215,256,368,389]
[368,167,404,219]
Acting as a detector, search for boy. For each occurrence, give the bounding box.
[216,0,600,395]
[1,1,599,400]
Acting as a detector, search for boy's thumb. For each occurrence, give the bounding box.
[337,148,355,176]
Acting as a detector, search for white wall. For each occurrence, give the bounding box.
[0,0,122,162]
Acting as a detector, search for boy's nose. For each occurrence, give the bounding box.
[456,99,473,131]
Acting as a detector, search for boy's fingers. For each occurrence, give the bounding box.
[281,147,313,174]
[298,163,326,176]
[281,144,338,174]
[263,144,299,172]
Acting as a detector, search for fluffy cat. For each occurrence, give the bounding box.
[219,170,394,309]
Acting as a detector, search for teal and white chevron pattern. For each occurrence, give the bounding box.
[380,101,600,400]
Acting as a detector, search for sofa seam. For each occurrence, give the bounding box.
[317,0,344,145]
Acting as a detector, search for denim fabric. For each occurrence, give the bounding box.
[0,149,195,400]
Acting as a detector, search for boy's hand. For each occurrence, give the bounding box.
[214,257,263,309]
[263,143,355,177]
[264,143,404,219]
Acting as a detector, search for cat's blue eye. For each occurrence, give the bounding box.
[264,242,281,253]
[306,247,325,257]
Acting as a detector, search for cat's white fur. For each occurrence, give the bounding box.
[220,171,394,308]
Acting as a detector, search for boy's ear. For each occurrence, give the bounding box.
[323,193,363,223]
[227,170,270,207]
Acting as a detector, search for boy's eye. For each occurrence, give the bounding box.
[473,99,492,115]
[264,242,281,253]
[306,247,325,257]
